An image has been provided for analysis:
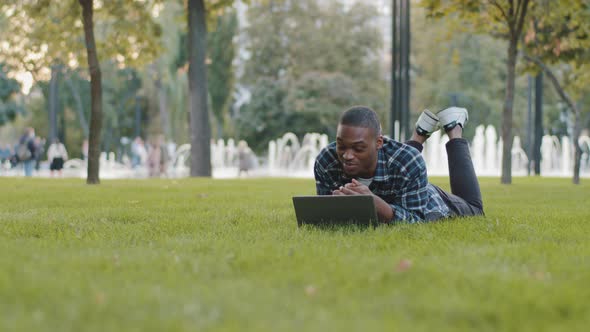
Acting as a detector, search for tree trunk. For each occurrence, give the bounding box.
[79,0,103,184]
[533,73,543,175]
[523,55,582,184]
[187,0,211,177]
[501,39,517,184]
[573,107,581,184]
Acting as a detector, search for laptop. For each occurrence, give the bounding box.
[292,195,379,227]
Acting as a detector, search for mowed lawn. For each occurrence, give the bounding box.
[1,177,589,332]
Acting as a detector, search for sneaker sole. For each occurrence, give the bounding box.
[416,110,440,136]
[438,108,468,131]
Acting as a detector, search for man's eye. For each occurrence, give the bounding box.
[354,148,364,153]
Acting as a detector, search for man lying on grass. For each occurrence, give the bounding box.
[314,106,484,223]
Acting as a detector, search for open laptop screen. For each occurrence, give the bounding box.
[292,195,378,227]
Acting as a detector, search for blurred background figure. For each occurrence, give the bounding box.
[0,143,11,170]
[81,139,89,161]
[131,137,147,169]
[237,140,252,178]
[47,138,68,177]
[17,127,37,177]
[147,135,169,177]
[33,136,45,171]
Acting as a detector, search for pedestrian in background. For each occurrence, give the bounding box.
[47,138,68,177]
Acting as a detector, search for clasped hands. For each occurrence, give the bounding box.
[332,178,372,196]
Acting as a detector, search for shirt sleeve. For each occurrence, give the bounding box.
[388,153,429,223]
[314,158,333,195]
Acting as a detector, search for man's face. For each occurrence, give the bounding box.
[336,124,383,178]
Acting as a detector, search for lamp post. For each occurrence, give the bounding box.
[391,0,411,140]
[533,73,543,175]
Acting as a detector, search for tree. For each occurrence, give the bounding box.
[1,0,161,184]
[238,72,363,152]
[101,65,143,153]
[423,0,532,184]
[523,0,590,184]
[208,10,238,139]
[0,63,23,126]
[186,0,242,177]
[285,72,361,138]
[236,78,289,152]
[78,0,103,183]
[238,0,387,145]
[187,0,212,177]
[411,5,509,140]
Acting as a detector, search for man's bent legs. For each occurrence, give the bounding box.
[441,138,483,217]
[404,136,483,218]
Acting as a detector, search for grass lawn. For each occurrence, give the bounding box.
[1,176,589,331]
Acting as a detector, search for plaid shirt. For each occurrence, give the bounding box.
[314,137,449,223]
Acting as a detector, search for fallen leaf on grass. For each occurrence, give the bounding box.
[95,291,106,305]
[394,259,413,272]
[305,285,317,297]
[531,271,551,281]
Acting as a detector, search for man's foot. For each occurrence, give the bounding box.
[437,107,468,131]
[415,110,440,137]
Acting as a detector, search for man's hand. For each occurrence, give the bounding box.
[332,179,371,196]
[332,179,393,223]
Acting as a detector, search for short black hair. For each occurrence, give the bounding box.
[339,106,382,135]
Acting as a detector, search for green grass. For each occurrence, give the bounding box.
[1,177,589,332]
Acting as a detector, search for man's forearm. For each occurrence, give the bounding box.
[372,194,394,223]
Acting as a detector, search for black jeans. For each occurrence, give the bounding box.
[406,138,484,218]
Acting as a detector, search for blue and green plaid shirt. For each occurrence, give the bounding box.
[314,137,449,223]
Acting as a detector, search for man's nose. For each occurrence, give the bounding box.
[342,150,354,160]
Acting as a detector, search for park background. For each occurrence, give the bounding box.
[1,0,589,184]
[1,1,590,331]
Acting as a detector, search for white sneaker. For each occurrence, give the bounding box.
[415,110,440,137]
[437,107,468,131]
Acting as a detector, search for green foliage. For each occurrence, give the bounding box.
[24,65,145,158]
[208,10,238,138]
[0,0,162,75]
[421,0,512,37]
[244,0,383,82]
[523,0,590,100]
[285,72,361,138]
[151,1,243,144]
[238,0,387,149]
[0,63,23,126]
[412,7,507,140]
[236,78,290,152]
[1,177,590,331]
[101,64,144,152]
[238,72,363,152]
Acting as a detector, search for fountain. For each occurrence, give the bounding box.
[422,125,590,177]
[267,132,329,177]
[3,125,589,179]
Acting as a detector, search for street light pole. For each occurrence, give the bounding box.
[391,0,410,140]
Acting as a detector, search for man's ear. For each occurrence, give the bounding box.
[376,135,384,149]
